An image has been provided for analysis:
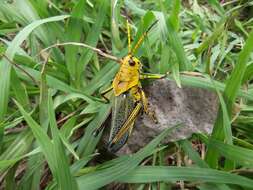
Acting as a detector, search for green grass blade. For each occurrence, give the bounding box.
[18,66,100,102]
[206,31,253,167]
[76,103,111,157]
[207,0,225,15]
[180,139,231,189]
[169,0,180,31]
[10,69,29,110]
[209,139,253,167]
[77,124,182,190]
[13,100,63,187]
[22,54,48,190]
[48,93,78,190]
[166,75,253,101]
[117,166,253,188]
[196,20,225,55]
[0,130,33,172]
[242,62,253,83]
[0,15,69,121]
[76,1,108,87]
[14,100,54,165]
[83,61,118,94]
[5,15,69,59]
[65,0,86,86]
[5,164,18,190]
[111,0,123,50]
[166,18,190,71]
[213,82,234,170]
[223,31,253,112]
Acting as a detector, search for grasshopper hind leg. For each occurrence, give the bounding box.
[139,88,158,124]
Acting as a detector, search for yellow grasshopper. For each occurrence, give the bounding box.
[96,19,166,152]
[32,17,165,152]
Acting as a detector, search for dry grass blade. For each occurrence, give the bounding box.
[37,42,121,63]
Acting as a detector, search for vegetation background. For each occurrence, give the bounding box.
[0,0,253,189]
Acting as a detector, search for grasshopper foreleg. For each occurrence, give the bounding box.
[140,73,167,80]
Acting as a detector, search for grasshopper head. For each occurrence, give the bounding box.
[121,54,142,70]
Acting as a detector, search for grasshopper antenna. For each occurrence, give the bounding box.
[131,19,159,54]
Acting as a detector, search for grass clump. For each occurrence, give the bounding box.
[0,0,253,189]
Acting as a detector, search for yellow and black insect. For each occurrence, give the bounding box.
[96,19,165,152]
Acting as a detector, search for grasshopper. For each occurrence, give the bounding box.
[94,19,166,152]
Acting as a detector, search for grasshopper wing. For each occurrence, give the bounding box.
[108,93,137,152]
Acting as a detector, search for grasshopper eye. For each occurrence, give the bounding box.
[129,59,136,66]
